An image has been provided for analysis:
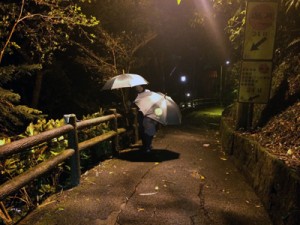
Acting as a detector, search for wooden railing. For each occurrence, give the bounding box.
[180,98,219,109]
[0,109,136,204]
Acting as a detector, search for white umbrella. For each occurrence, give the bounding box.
[134,91,182,125]
[101,73,148,90]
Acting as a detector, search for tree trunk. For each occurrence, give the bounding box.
[31,70,43,108]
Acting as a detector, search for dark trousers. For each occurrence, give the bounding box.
[137,111,153,150]
[143,134,153,150]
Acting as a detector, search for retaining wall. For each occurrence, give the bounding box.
[220,118,300,225]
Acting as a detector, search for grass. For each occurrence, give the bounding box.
[183,106,224,127]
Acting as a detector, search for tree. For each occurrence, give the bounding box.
[0,0,99,135]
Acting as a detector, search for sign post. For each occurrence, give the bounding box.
[236,1,278,130]
[238,61,273,103]
[243,1,278,60]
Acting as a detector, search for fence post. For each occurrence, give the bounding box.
[0,201,12,225]
[64,114,81,187]
[109,109,119,155]
[132,107,139,144]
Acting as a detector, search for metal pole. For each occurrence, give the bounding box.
[220,65,223,106]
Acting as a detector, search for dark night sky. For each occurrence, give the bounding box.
[86,0,231,101]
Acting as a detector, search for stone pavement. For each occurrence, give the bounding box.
[19,122,273,225]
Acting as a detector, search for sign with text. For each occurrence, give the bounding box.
[243,1,278,60]
[238,61,272,103]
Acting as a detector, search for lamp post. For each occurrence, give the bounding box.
[220,60,230,106]
[180,75,187,102]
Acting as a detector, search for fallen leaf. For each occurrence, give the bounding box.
[287,149,293,155]
[139,192,158,196]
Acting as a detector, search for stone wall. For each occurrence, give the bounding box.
[220,118,300,225]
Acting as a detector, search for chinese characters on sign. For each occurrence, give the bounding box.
[238,61,272,103]
[238,1,278,104]
[243,2,278,60]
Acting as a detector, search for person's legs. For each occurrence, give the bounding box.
[142,117,156,152]
[144,134,153,152]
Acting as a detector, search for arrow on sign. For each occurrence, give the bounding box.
[251,37,267,51]
[248,95,260,101]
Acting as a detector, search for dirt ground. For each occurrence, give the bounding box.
[18,109,273,225]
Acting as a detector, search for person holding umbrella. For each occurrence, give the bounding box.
[134,87,182,152]
[134,85,158,153]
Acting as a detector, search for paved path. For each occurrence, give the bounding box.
[19,122,273,225]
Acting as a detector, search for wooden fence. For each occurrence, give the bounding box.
[180,98,219,109]
[0,109,138,223]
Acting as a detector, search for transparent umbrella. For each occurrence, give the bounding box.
[134,91,182,125]
[101,73,148,90]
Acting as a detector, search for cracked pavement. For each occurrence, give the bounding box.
[19,122,273,225]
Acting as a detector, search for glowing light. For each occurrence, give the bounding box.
[180,75,187,82]
[155,108,163,116]
[193,0,227,58]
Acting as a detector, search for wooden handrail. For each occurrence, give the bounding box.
[78,128,126,152]
[0,149,75,200]
[0,125,74,158]
[77,114,121,130]
[0,110,131,202]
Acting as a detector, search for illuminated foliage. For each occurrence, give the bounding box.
[0,0,99,64]
[0,0,99,135]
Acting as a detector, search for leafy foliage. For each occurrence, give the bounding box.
[76,0,158,80]
[0,0,99,64]
[0,110,115,224]
[0,63,44,136]
[0,0,100,135]
[73,26,157,82]
[0,87,43,136]
[0,117,67,222]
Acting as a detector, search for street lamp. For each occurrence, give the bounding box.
[220,60,230,106]
[180,75,187,82]
[180,75,187,102]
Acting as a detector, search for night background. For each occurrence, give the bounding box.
[1,0,236,124]
[1,1,300,224]
[1,0,299,135]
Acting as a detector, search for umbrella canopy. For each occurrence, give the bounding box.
[134,91,182,125]
[101,73,148,90]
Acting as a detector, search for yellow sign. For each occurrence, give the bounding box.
[243,1,278,60]
[238,61,272,103]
